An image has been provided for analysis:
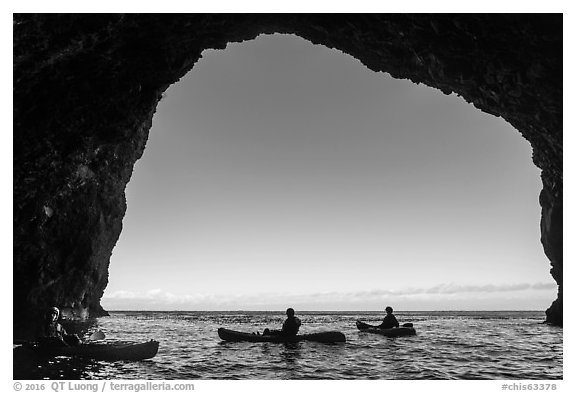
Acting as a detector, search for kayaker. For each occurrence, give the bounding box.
[282,308,302,335]
[379,306,400,329]
[263,308,302,336]
[37,307,80,347]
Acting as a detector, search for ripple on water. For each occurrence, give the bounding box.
[13,311,562,380]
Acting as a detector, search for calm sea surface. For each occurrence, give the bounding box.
[14,311,562,380]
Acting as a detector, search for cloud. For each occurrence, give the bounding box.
[101,282,557,311]
[294,282,557,304]
[104,289,223,305]
[417,282,555,295]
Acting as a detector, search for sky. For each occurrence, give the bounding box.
[101,33,557,311]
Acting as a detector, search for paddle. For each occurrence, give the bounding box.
[13,330,106,348]
[87,330,106,341]
[356,320,371,330]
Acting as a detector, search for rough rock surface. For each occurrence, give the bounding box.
[13,14,562,336]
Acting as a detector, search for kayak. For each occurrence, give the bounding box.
[218,328,346,343]
[356,320,416,337]
[57,340,159,360]
[15,340,159,361]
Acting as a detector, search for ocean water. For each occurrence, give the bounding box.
[13,311,562,380]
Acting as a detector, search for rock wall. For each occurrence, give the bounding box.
[13,14,562,335]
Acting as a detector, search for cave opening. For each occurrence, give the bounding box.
[95,33,555,312]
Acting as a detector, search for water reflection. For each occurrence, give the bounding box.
[13,349,104,380]
[280,342,301,365]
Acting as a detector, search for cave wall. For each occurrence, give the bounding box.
[13,14,562,335]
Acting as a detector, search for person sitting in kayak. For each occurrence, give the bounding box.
[37,307,80,347]
[379,306,400,329]
[263,308,302,336]
[282,308,302,335]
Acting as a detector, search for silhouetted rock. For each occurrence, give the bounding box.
[13,14,562,336]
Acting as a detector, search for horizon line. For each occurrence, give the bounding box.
[102,309,546,313]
